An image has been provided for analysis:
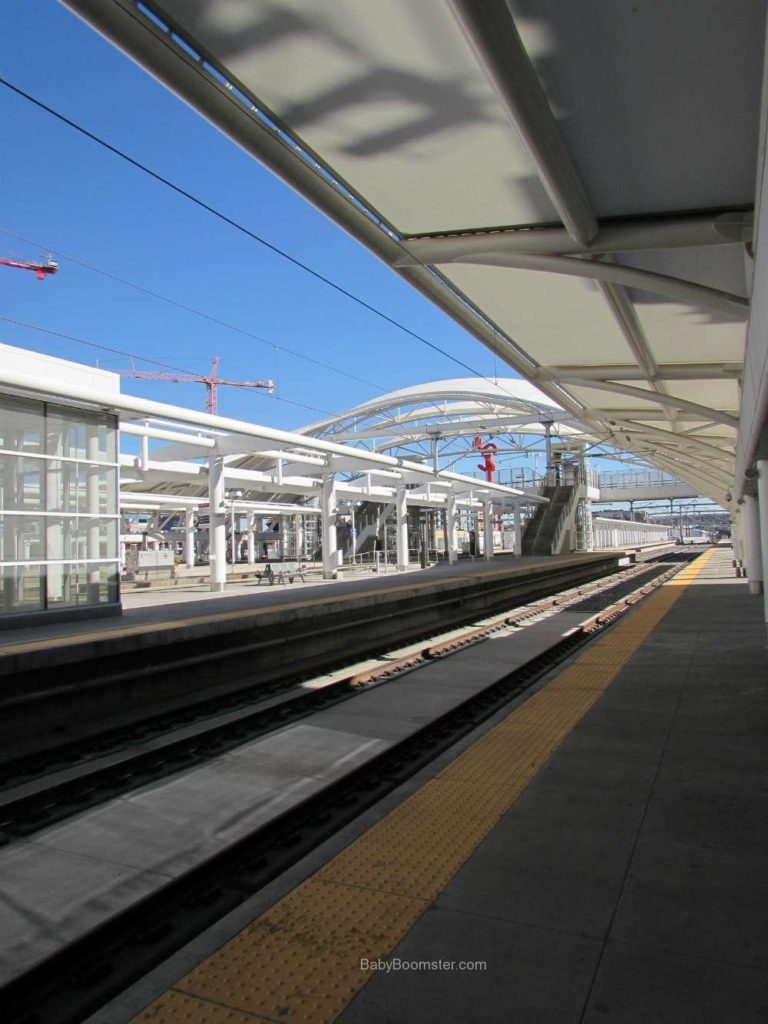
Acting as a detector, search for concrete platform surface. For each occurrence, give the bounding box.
[0,606,584,985]
[0,551,614,653]
[335,547,768,1024]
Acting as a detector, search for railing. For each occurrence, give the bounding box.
[550,485,579,554]
[597,470,683,490]
[523,499,549,554]
[592,517,674,548]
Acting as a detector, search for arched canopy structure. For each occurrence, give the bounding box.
[64,0,768,510]
[300,377,588,477]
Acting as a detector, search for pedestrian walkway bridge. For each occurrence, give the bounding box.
[597,471,699,503]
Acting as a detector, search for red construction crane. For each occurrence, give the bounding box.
[0,255,58,280]
[118,356,274,414]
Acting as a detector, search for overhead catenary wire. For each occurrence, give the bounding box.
[0,315,333,417]
[0,75,495,385]
[0,225,388,395]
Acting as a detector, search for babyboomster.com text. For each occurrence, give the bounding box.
[360,958,487,972]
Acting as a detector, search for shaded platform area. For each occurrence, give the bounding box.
[116,547,768,1024]
[338,548,768,1023]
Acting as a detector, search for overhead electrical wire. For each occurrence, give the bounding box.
[0,75,490,383]
[0,225,387,395]
[0,315,333,417]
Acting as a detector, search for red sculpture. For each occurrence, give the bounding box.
[472,436,498,482]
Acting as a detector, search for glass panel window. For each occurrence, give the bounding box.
[46,405,84,460]
[99,521,118,560]
[0,395,44,453]
[0,458,44,511]
[97,563,119,605]
[99,467,117,514]
[0,563,43,612]
[0,515,44,561]
[46,561,77,607]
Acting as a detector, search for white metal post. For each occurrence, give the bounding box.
[208,453,226,591]
[447,492,458,564]
[247,511,256,565]
[584,498,595,551]
[184,508,195,569]
[321,471,338,579]
[293,514,302,562]
[742,494,763,595]
[229,501,237,565]
[483,498,494,560]
[396,482,409,570]
[757,461,768,625]
[513,503,522,556]
[140,420,149,472]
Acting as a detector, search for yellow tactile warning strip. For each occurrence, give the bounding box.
[131,549,717,1024]
[0,554,604,656]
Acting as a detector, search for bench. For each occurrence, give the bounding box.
[253,562,307,585]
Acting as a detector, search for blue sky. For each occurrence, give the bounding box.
[0,0,506,431]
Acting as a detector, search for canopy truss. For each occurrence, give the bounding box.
[63,0,768,505]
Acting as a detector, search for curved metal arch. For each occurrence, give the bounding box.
[301,377,577,449]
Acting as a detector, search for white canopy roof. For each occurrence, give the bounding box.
[64,0,768,505]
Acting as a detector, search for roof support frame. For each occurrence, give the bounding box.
[534,363,742,382]
[606,419,735,465]
[398,250,748,317]
[598,281,678,428]
[399,209,753,259]
[446,0,598,245]
[558,379,739,428]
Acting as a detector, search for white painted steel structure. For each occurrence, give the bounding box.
[300,376,585,468]
[592,518,673,551]
[58,1,768,626]
[0,360,543,592]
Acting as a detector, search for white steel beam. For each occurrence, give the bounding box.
[401,249,748,317]
[534,363,742,382]
[559,379,740,428]
[447,0,597,245]
[398,210,753,260]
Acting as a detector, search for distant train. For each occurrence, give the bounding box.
[677,528,714,544]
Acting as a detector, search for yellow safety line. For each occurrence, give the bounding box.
[130,548,716,1024]
[0,554,605,656]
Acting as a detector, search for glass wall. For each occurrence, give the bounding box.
[0,394,119,618]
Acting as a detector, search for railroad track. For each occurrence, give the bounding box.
[0,552,653,766]
[0,549,705,1024]
[0,552,696,845]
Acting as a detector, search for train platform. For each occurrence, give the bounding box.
[0,551,629,653]
[0,548,635,768]
[91,545,767,1024]
[0,551,630,684]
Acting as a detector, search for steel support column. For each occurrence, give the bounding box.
[396,483,409,570]
[208,453,226,591]
[247,511,256,565]
[447,493,458,564]
[184,508,195,569]
[757,461,768,625]
[743,495,763,595]
[321,472,338,579]
[483,498,494,560]
[513,503,522,556]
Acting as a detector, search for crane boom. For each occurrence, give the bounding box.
[117,357,274,414]
[0,256,58,280]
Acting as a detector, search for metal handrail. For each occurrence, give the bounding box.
[550,483,580,554]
